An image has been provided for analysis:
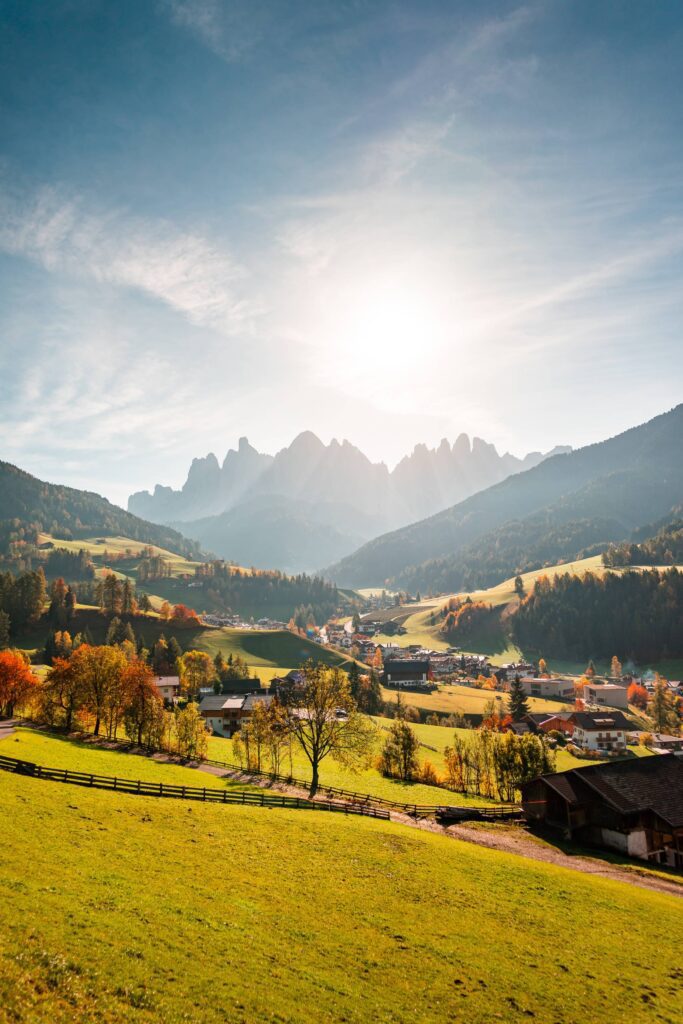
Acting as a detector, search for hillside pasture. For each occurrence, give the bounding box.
[194,627,358,682]
[0,766,680,1024]
[381,682,567,718]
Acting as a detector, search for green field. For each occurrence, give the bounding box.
[5,728,252,792]
[207,725,499,808]
[0,756,680,1024]
[382,682,569,718]
[195,627,358,682]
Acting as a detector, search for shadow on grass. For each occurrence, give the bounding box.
[527,823,683,884]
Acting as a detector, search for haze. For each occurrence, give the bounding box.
[1,1,682,506]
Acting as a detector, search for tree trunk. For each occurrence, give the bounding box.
[94,714,100,736]
[309,762,319,798]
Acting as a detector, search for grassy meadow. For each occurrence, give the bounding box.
[194,627,358,681]
[4,728,255,792]
[381,681,568,717]
[0,760,680,1024]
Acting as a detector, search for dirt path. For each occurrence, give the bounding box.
[0,719,17,741]
[443,821,683,899]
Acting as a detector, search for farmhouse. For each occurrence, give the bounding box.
[199,691,273,737]
[569,711,631,753]
[154,676,181,703]
[382,659,431,689]
[583,682,629,709]
[517,677,575,700]
[520,754,683,868]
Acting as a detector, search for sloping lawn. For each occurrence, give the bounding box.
[0,769,680,1024]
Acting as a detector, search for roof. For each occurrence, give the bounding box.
[585,682,628,691]
[528,754,683,829]
[243,692,274,710]
[570,711,632,731]
[199,695,233,712]
[154,676,180,687]
[526,712,568,725]
[384,660,430,675]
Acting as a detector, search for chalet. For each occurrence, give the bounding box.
[518,677,575,700]
[199,692,273,738]
[647,733,683,753]
[154,676,181,703]
[520,755,683,868]
[524,712,573,735]
[382,660,431,690]
[583,682,629,709]
[569,711,631,753]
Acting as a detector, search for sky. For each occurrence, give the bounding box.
[1,0,682,507]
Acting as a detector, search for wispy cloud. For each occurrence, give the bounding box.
[162,0,267,61]
[0,183,257,333]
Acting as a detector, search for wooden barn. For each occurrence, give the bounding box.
[520,754,683,869]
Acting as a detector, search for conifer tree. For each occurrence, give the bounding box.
[508,675,530,721]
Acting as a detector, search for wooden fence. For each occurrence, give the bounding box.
[0,753,390,819]
[202,755,520,819]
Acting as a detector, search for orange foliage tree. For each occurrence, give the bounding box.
[627,682,648,710]
[0,649,39,717]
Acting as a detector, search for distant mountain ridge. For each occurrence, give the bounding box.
[128,432,569,571]
[326,404,683,590]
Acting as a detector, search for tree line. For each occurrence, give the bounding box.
[511,568,683,662]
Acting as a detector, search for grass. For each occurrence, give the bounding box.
[206,729,498,807]
[194,627,359,682]
[0,768,681,1024]
[382,682,568,717]
[4,728,250,792]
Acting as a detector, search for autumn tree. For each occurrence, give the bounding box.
[175,702,208,759]
[43,656,84,730]
[122,658,162,747]
[178,649,215,699]
[372,646,383,672]
[610,656,623,679]
[378,718,419,780]
[627,682,648,710]
[649,676,679,734]
[0,649,39,717]
[280,662,376,795]
[70,644,127,736]
[538,658,549,677]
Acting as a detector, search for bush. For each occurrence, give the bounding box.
[418,760,441,786]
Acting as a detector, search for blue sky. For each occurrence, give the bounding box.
[1,0,682,506]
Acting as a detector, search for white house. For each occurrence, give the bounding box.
[154,676,181,703]
[583,682,629,709]
[570,711,631,753]
[518,677,575,700]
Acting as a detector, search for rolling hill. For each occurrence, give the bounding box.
[2,741,680,1024]
[327,404,683,590]
[0,460,202,560]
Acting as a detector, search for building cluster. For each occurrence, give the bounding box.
[201,614,287,630]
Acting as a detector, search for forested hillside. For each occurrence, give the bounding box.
[511,567,683,662]
[603,507,683,567]
[0,460,202,563]
[327,404,683,589]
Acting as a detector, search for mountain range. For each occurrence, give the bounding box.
[128,432,570,571]
[326,404,683,591]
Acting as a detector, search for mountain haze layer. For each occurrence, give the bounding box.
[128,433,569,571]
[326,405,683,590]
